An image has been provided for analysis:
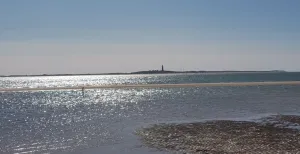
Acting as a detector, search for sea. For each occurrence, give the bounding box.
[1,72,300,154]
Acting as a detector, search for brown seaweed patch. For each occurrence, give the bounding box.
[136,115,300,154]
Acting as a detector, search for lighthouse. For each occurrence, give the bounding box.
[161,65,164,72]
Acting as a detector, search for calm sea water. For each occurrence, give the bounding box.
[1,72,300,89]
[1,72,300,154]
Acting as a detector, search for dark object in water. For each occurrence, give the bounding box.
[82,87,85,96]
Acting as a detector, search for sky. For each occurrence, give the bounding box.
[0,0,300,75]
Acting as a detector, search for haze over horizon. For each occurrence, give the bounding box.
[1,0,300,75]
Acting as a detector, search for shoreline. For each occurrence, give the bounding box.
[1,81,300,92]
[136,115,300,154]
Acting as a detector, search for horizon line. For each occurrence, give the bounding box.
[0,70,289,77]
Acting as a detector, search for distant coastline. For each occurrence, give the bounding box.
[0,70,287,78]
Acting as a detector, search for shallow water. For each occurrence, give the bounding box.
[1,73,300,154]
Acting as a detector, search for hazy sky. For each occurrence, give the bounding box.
[0,0,300,75]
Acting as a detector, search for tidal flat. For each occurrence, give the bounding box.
[136,115,300,154]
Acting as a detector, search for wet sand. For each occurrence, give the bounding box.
[136,115,300,154]
[1,81,300,92]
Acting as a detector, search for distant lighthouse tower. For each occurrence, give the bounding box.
[161,65,164,72]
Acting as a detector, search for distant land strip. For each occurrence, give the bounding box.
[1,81,300,92]
[0,70,288,77]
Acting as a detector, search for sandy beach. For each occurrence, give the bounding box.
[1,81,300,92]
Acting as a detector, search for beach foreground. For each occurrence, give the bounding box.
[136,115,300,154]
